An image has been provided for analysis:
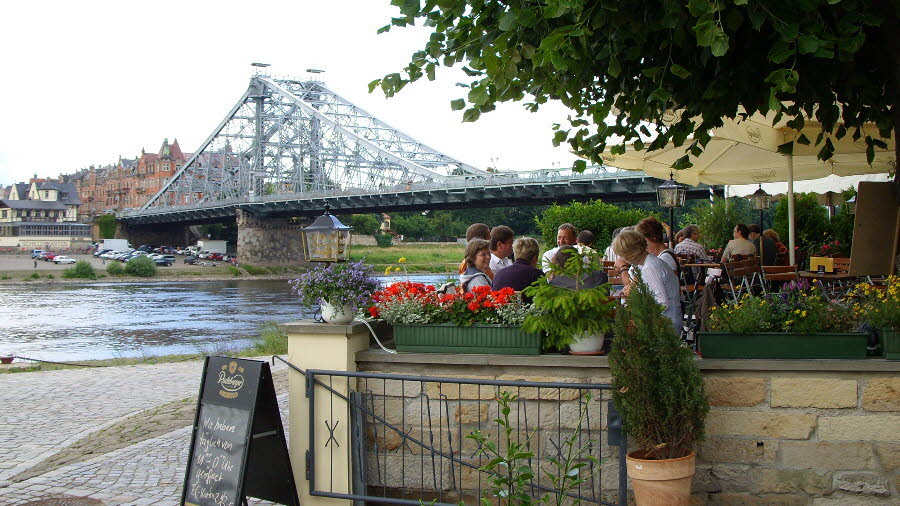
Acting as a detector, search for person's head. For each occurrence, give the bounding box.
[747,224,762,239]
[612,230,649,264]
[636,217,666,246]
[512,237,540,265]
[763,229,781,243]
[611,227,624,241]
[553,245,579,269]
[556,223,577,247]
[733,223,750,239]
[576,230,594,247]
[465,223,491,242]
[490,225,514,257]
[674,228,686,244]
[464,238,491,271]
[682,224,700,242]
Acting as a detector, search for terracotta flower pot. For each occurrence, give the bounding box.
[626,450,696,505]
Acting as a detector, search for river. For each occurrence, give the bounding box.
[0,275,446,362]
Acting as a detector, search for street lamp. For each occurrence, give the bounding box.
[656,171,686,247]
[846,195,856,215]
[301,205,353,262]
[749,184,771,231]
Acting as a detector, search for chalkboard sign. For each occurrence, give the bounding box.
[182,356,299,506]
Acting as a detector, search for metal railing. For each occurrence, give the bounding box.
[300,367,628,505]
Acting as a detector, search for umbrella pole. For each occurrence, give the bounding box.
[788,155,796,266]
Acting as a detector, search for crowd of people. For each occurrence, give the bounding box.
[455,218,790,334]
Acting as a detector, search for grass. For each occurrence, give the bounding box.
[251,322,288,355]
[350,243,462,274]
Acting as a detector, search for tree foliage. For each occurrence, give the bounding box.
[774,192,831,253]
[535,199,651,251]
[374,0,897,174]
[96,214,117,239]
[683,197,755,250]
[125,256,157,277]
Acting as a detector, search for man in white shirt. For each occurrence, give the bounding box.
[541,223,577,272]
[489,225,514,272]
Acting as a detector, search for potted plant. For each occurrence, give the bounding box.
[850,275,900,359]
[289,260,380,324]
[521,250,615,354]
[699,279,867,359]
[369,282,537,354]
[609,272,709,505]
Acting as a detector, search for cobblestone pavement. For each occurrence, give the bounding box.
[0,357,290,504]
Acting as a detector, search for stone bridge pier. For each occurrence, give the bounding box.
[115,221,194,248]
[236,209,307,266]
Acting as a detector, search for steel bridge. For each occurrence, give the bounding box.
[119,76,720,226]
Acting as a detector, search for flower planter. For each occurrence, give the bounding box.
[881,328,900,360]
[393,323,541,355]
[626,450,696,505]
[698,332,868,359]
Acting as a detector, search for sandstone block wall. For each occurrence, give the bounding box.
[236,209,305,266]
[356,352,899,505]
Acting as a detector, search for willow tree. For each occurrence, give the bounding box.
[371,0,898,182]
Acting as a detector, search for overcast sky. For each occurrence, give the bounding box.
[0,0,578,187]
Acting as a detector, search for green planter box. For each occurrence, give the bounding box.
[881,328,900,360]
[393,323,541,355]
[698,332,868,359]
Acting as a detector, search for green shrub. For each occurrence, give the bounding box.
[226,265,242,276]
[106,262,124,276]
[535,200,650,253]
[96,214,117,239]
[28,272,40,279]
[242,264,269,275]
[374,233,393,247]
[610,271,709,460]
[124,256,157,277]
[252,322,288,355]
[683,197,755,251]
[62,260,97,279]
[46,274,54,279]
[774,193,830,254]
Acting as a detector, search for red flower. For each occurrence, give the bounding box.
[368,306,379,318]
[467,301,480,311]
[463,293,474,301]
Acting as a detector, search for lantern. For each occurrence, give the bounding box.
[301,205,353,262]
[656,171,686,247]
[846,195,856,215]
[749,185,771,211]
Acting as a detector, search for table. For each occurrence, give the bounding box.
[798,271,858,282]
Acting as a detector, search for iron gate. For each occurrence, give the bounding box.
[280,359,628,505]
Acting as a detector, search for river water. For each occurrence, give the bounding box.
[0,275,446,362]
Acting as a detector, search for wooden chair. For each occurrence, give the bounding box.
[763,265,798,291]
[602,260,616,268]
[833,257,851,273]
[722,256,761,300]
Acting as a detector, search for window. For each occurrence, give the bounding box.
[1,210,6,219]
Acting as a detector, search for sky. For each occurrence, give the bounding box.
[0,0,578,187]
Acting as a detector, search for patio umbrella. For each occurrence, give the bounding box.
[599,111,895,264]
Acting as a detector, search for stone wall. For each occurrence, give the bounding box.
[236,209,306,266]
[356,351,900,504]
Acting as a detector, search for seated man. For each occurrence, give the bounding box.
[548,246,608,290]
[541,223,577,272]
[674,224,710,262]
[491,237,545,292]
[489,225,514,272]
[748,224,777,266]
[721,224,757,262]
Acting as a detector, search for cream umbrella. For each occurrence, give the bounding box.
[600,111,895,264]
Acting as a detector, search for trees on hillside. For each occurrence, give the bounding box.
[373,1,897,182]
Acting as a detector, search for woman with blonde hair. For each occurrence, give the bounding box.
[613,230,682,335]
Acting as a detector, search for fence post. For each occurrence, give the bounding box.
[281,320,371,505]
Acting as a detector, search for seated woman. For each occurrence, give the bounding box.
[491,237,544,292]
[613,230,682,335]
[459,238,492,293]
[548,245,608,290]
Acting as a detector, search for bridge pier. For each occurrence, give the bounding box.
[236,209,307,266]
[115,221,193,248]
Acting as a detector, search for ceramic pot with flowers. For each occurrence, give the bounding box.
[290,261,379,324]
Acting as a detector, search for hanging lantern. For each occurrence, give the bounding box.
[656,171,686,208]
[749,185,771,211]
[301,205,353,262]
[846,195,856,215]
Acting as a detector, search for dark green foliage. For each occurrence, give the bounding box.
[348,213,381,235]
[242,264,270,275]
[774,193,830,254]
[197,222,238,243]
[124,256,157,277]
[252,322,288,355]
[683,197,755,250]
[106,262,124,276]
[522,252,614,351]
[95,214,117,239]
[392,214,435,239]
[62,260,97,279]
[535,200,649,252]
[609,272,709,460]
[226,266,242,276]
[374,233,393,247]
[375,1,897,175]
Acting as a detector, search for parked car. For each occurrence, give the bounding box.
[31,249,47,259]
[197,251,211,259]
[161,255,177,263]
[43,252,58,261]
[93,249,112,258]
[53,256,76,264]
[100,250,120,260]
[184,255,199,264]
[154,257,174,266]
[208,252,225,261]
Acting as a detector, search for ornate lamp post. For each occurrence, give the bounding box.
[300,205,353,262]
[749,184,771,231]
[656,171,686,247]
[845,195,856,215]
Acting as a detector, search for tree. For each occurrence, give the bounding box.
[774,192,831,253]
[348,213,381,235]
[373,1,897,183]
[535,200,650,251]
[683,197,755,251]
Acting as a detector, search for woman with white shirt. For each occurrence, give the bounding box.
[612,230,682,336]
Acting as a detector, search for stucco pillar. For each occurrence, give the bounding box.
[281,320,370,505]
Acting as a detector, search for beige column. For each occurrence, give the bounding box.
[282,320,370,505]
